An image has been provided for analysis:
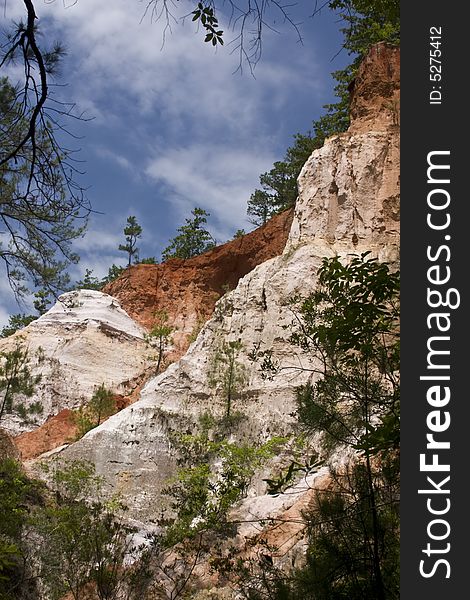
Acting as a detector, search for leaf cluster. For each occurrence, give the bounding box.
[74,261,129,292]
[291,253,399,455]
[34,459,149,600]
[0,458,32,595]
[248,343,279,380]
[268,254,401,599]
[192,3,224,47]
[0,314,36,339]
[331,0,400,56]
[263,452,323,497]
[295,462,399,599]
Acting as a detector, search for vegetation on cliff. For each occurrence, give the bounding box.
[247,0,399,225]
[0,1,400,598]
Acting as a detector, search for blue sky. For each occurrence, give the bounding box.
[1,0,349,325]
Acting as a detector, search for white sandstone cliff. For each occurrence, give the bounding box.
[61,44,400,530]
[0,289,151,434]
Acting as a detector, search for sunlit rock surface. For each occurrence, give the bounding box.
[0,290,150,435]
[63,44,400,529]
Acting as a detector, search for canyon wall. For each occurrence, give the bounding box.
[62,43,400,529]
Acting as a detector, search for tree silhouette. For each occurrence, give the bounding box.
[118,216,142,266]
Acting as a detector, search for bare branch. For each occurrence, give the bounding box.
[143,0,303,72]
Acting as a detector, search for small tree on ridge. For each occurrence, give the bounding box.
[119,216,142,266]
[162,208,215,261]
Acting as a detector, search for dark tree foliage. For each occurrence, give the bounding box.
[0,13,89,296]
[292,254,400,450]
[285,253,400,600]
[87,384,115,427]
[291,461,399,600]
[331,0,400,56]
[74,268,103,291]
[34,459,151,600]
[72,264,125,293]
[247,133,320,226]
[0,457,37,599]
[242,255,400,599]
[233,228,246,239]
[72,384,117,440]
[32,288,52,314]
[320,0,400,133]
[0,313,36,338]
[162,207,215,261]
[102,264,125,285]
[139,256,157,264]
[0,340,42,424]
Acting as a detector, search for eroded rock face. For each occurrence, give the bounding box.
[63,44,400,529]
[0,429,20,460]
[0,290,151,435]
[288,43,400,259]
[349,42,400,134]
[103,209,293,359]
[288,130,399,259]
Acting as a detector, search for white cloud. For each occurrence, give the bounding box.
[145,142,276,238]
[37,0,323,134]
[32,1,327,224]
[93,146,135,173]
[73,228,123,254]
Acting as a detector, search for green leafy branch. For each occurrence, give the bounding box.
[191,3,224,46]
[263,453,324,497]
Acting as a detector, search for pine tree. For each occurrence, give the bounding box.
[247,134,320,226]
[289,254,400,599]
[75,268,102,291]
[0,341,42,424]
[118,216,142,266]
[0,77,86,297]
[145,311,174,375]
[162,208,215,261]
[88,384,115,427]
